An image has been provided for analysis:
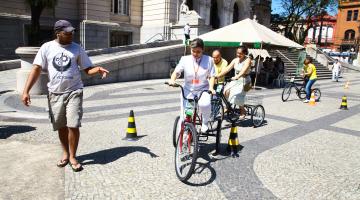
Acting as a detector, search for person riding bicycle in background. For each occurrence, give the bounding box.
[169,38,216,133]
[215,46,252,120]
[212,49,228,91]
[302,57,317,103]
[212,49,228,84]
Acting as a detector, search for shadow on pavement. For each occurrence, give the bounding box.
[78,146,159,165]
[0,90,14,95]
[0,125,36,139]
[221,119,268,129]
[184,143,231,187]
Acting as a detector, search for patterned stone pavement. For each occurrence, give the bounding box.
[1,70,360,199]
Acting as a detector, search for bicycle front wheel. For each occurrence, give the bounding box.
[172,116,181,147]
[175,123,198,182]
[282,84,292,102]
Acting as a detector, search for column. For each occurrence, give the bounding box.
[16,47,48,95]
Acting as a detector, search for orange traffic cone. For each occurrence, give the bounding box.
[309,92,316,106]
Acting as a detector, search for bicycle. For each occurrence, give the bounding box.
[281,75,321,102]
[211,78,265,127]
[166,82,222,182]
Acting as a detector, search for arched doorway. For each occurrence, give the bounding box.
[233,3,239,23]
[210,0,220,29]
[187,0,193,11]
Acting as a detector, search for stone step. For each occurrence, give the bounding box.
[268,49,332,80]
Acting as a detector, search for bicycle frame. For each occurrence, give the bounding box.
[214,80,241,123]
[165,82,208,152]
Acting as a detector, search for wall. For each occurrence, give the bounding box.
[82,44,184,85]
[333,1,360,51]
[141,0,166,43]
[0,16,28,60]
[80,0,142,49]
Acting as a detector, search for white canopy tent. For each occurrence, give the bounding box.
[199,18,304,49]
[198,18,304,88]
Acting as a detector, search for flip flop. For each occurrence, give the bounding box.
[57,159,69,168]
[69,162,83,172]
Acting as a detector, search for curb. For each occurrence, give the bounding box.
[0,92,48,122]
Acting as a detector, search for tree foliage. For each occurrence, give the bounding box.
[25,0,58,46]
[271,0,338,45]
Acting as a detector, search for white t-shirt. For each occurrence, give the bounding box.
[175,55,215,98]
[184,25,190,35]
[333,62,341,72]
[33,40,92,94]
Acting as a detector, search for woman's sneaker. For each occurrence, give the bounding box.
[303,99,310,103]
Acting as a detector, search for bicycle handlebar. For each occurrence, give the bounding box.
[164,82,210,101]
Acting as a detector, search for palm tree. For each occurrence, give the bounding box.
[25,0,58,45]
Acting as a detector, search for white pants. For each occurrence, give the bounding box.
[332,70,339,81]
[180,92,211,126]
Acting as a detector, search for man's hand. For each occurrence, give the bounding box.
[98,67,109,79]
[22,93,31,106]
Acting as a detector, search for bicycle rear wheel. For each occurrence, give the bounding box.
[251,105,265,127]
[282,84,292,102]
[175,123,198,182]
[297,87,306,100]
[211,99,224,121]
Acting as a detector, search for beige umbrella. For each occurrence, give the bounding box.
[199,18,304,49]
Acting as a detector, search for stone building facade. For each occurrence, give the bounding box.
[141,0,271,43]
[0,0,271,60]
[0,0,142,60]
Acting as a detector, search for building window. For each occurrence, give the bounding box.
[110,31,132,47]
[354,10,358,21]
[210,0,220,29]
[344,29,355,40]
[233,3,239,23]
[111,0,129,15]
[346,10,352,21]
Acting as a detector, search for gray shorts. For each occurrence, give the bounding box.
[47,89,83,131]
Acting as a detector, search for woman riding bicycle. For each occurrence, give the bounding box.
[215,46,252,119]
[302,57,317,103]
[168,38,216,133]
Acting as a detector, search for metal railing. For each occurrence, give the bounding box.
[341,39,356,44]
[145,33,178,44]
[313,47,360,73]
